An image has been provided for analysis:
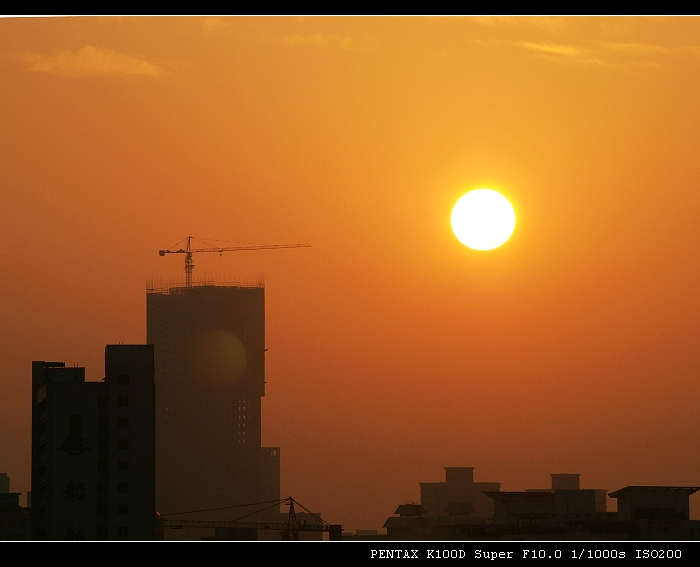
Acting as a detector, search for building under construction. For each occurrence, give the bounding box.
[147,280,280,522]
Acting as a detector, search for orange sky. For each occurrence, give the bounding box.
[2,16,700,532]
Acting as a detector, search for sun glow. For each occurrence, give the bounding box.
[451,189,516,250]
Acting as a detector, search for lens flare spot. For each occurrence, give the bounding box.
[192,329,247,385]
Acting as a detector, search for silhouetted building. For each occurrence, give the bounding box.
[147,283,280,521]
[383,500,489,541]
[486,473,605,526]
[524,474,607,513]
[421,467,500,520]
[384,466,499,540]
[341,529,387,541]
[550,473,582,491]
[610,486,698,521]
[0,474,30,540]
[31,345,155,540]
[383,504,430,540]
[384,467,700,540]
[609,486,700,539]
[481,477,700,540]
[486,490,604,526]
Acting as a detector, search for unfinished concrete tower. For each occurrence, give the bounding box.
[147,282,279,520]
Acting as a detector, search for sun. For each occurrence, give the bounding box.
[451,189,516,250]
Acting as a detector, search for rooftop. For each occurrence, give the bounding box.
[609,486,700,498]
[147,275,265,294]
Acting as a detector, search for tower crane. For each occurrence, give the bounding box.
[159,236,311,287]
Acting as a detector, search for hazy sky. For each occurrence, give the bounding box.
[2,17,700,532]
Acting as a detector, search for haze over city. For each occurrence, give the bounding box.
[1,17,700,534]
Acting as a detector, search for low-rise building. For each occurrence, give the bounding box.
[0,475,30,540]
[609,486,700,540]
[384,466,499,540]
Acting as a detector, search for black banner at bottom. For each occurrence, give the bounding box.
[22,539,700,561]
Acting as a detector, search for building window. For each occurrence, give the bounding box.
[118,374,129,385]
[118,417,129,428]
[117,439,129,450]
[117,396,129,407]
[117,482,129,494]
[117,504,128,515]
[118,460,128,472]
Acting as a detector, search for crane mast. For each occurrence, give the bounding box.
[159,236,310,287]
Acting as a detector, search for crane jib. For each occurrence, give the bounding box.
[158,237,310,287]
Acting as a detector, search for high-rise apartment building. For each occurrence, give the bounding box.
[31,345,155,540]
[146,283,280,520]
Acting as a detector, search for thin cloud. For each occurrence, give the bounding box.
[21,45,165,78]
[516,41,615,67]
[518,42,584,58]
[284,34,355,50]
[515,41,667,68]
[469,19,693,69]
[596,41,671,55]
[472,16,568,33]
[474,39,605,66]
[473,37,686,69]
